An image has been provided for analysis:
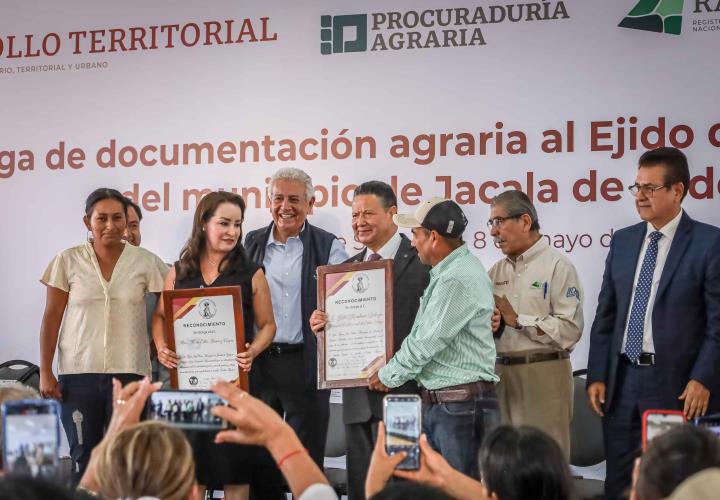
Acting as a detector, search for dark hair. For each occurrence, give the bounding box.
[479,426,573,500]
[176,191,249,282]
[353,181,398,209]
[491,190,540,232]
[370,482,453,500]
[636,425,720,500]
[0,475,83,500]
[84,188,128,217]
[414,225,464,248]
[125,197,143,221]
[638,146,690,200]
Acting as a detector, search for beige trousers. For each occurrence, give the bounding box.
[496,357,573,458]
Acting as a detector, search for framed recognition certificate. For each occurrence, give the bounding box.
[163,286,248,391]
[317,260,394,389]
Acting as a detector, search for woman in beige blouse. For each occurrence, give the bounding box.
[38,188,167,483]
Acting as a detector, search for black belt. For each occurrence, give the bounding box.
[496,351,570,365]
[621,352,655,366]
[419,381,495,405]
[265,343,304,356]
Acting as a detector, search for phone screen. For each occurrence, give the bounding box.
[384,395,421,470]
[2,399,60,478]
[643,411,685,449]
[693,414,720,437]
[147,390,227,430]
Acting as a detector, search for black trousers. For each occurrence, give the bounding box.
[346,417,380,500]
[58,373,143,485]
[249,347,330,499]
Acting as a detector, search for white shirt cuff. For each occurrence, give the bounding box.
[298,483,339,500]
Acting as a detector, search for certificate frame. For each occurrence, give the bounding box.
[317,259,394,389]
[162,286,248,391]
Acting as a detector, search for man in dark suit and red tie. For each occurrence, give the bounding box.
[587,146,720,500]
[310,180,430,500]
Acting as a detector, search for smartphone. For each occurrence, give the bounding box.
[642,409,685,450]
[1,399,61,478]
[146,390,227,430]
[383,394,421,470]
[692,413,720,437]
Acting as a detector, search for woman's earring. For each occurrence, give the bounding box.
[86,230,93,242]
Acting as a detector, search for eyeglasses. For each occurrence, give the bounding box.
[628,183,670,197]
[486,214,522,228]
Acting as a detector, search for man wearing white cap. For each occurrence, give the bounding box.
[368,197,499,478]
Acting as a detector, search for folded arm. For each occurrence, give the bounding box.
[517,260,584,350]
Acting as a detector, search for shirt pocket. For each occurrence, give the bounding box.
[521,284,550,318]
[440,401,476,417]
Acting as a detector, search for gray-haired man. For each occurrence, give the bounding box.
[244,167,348,473]
[488,190,583,456]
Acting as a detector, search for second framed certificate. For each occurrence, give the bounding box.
[163,286,248,391]
[317,260,394,389]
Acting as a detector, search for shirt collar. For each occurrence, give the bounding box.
[507,236,547,265]
[267,222,306,247]
[364,230,402,261]
[430,243,469,278]
[646,208,683,242]
[84,239,129,252]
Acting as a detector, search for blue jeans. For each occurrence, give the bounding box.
[422,391,500,479]
[58,373,143,484]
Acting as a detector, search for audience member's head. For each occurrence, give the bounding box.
[370,481,453,500]
[0,475,81,500]
[478,425,573,500]
[0,382,41,470]
[0,382,39,405]
[667,468,720,500]
[634,425,720,500]
[94,421,197,500]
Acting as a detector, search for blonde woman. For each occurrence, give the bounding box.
[94,421,198,500]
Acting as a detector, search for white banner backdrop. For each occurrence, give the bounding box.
[1,0,718,371]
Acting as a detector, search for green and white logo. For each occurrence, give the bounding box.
[619,0,684,35]
[320,14,368,55]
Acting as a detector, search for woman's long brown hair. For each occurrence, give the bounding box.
[176,191,249,282]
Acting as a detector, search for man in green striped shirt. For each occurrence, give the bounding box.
[369,197,499,478]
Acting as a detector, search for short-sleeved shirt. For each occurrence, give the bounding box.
[41,241,168,376]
